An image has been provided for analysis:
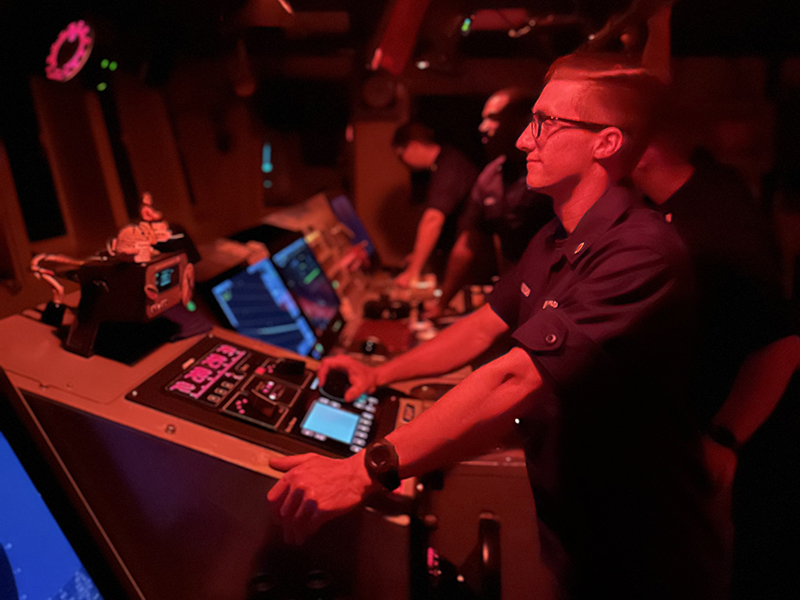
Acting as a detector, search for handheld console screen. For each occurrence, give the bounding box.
[227,224,345,359]
[301,401,360,446]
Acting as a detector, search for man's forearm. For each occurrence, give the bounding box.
[386,346,543,478]
[374,304,509,386]
[407,209,446,274]
[712,334,800,446]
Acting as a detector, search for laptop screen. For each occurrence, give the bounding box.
[208,258,317,358]
[270,237,342,335]
[226,224,345,359]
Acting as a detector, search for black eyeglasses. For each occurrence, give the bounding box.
[529,110,615,139]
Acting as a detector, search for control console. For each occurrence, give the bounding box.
[127,334,399,458]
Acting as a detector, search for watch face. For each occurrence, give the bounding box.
[368,443,393,468]
[365,441,401,491]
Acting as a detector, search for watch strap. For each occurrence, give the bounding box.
[364,439,401,491]
[707,424,741,452]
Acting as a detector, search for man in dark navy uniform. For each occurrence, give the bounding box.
[390,122,479,288]
[269,54,726,599]
[634,121,800,600]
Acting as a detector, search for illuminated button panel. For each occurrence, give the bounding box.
[166,343,250,406]
[166,342,312,433]
[145,337,399,456]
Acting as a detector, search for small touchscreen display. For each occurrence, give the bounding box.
[301,401,359,445]
[155,266,177,291]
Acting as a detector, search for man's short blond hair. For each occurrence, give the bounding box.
[545,52,666,175]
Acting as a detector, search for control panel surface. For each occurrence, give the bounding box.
[127,334,400,458]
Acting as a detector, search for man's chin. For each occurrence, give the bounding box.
[524,175,546,191]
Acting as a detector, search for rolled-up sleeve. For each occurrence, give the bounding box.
[513,242,681,391]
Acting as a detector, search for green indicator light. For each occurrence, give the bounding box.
[187,300,197,312]
[100,59,109,69]
[461,17,472,33]
[109,61,118,71]
[303,267,320,285]
[96,82,108,91]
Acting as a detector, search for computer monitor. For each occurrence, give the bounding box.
[270,237,340,330]
[0,368,144,600]
[227,224,346,359]
[204,258,318,358]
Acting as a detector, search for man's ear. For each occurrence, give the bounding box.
[592,127,624,160]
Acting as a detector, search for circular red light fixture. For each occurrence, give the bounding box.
[45,20,95,82]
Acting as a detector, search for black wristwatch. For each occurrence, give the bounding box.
[707,424,741,453]
[364,439,401,491]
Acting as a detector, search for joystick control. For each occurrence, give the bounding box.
[320,369,351,401]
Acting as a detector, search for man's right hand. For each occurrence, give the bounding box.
[318,355,382,402]
[393,268,418,289]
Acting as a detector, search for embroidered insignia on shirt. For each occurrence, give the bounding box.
[521,282,531,297]
[542,299,559,309]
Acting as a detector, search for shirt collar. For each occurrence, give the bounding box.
[552,185,639,264]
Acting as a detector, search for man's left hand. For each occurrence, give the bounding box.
[267,452,376,545]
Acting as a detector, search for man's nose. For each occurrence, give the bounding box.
[516,126,533,152]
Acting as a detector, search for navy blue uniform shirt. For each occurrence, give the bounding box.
[461,155,554,268]
[426,144,479,218]
[488,185,725,600]
[651,151,788,422]
[424,144,479,275]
